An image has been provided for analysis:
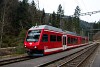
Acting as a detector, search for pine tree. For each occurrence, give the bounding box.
[48,12,56,26]
[74,6,81,18]
[48,14,52,25]
[0,0,19,47]
[41,8,45,24]
[93,22,100,34]
[29,0,37,26]
[66,16,73,31]
[16,0,30,30]
[73,6,81,34]
[57,4,64,28]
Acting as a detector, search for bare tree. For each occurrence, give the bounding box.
[0,0,7,48]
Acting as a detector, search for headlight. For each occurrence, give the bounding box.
[25,45,26,47]
[34,46,37,48]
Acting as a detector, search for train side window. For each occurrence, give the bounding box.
[57,36,61,41]
[75,38,78,44]
[42,34,48,42]
[67,37,71,44]
[82,38,85,43]
[73,38,78,44]
[72,38,75,44]
[71,38,74,44]
[50,35,56,42]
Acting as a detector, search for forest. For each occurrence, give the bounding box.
[0,0,100,48]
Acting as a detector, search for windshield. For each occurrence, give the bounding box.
[26,30,41,42]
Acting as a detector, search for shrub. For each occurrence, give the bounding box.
[15,42,25,54]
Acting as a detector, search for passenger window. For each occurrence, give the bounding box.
[67,37,71,44]
[73,38,78,44]
[82,38,85,43]
[57,36,62,41]
[71,38,73,44]
[42,34,48,42]
[50,35,56,42]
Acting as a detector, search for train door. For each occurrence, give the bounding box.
[62,35,67,50]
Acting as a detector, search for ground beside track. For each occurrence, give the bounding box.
[79,43,100,67]
[0,44,92,67]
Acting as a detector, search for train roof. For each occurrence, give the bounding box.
[29,25,63,32]
[64,31,77,36]
[29,25,87,38]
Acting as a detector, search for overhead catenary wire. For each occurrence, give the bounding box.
[71,10,100,17]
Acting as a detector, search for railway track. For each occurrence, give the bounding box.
[39,44,98,67]
[58,45,98,67]
[0,43,97,67]
[0,55,30,66]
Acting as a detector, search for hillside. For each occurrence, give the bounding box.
[80,20,93,31]
[93,31,100,40]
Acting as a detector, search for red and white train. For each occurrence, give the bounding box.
[24,25,88,56]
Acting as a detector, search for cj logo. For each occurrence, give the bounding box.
[29,43,32,46]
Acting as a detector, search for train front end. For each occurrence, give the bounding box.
[24,27,44,56]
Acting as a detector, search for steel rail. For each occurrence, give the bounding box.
[57,44,98,67]
[0,55,31,66]
[38,45,96,67]
[0,43,97,67]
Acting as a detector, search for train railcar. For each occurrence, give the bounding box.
[24,25,88,56]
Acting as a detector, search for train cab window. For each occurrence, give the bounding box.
[50,35,56,42]
[26,30,41,42]
[57,36,62,41]
[42,34,48,42]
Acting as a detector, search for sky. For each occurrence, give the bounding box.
[27,0,100,23]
